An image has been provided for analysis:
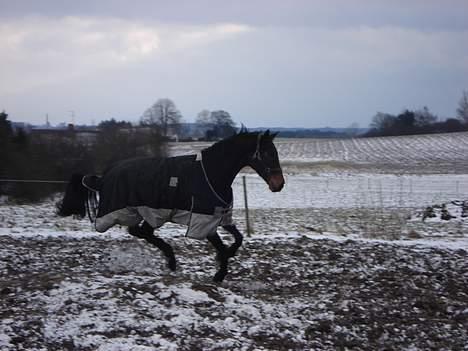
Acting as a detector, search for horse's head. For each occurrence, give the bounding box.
[248,130,285,192]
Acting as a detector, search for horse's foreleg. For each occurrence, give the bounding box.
[222,224,243,258]
[207,233,229,282]
[128,221,176,271]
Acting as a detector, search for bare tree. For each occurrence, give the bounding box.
[209,110,236,138]
[141,98,182,137]
[456,90,468,124]
[370,112,395,131]
[194,109,212,139]
[194,109,236,139]
[414,106,438,127]
[195,109,212,125]
[211,110,234,126]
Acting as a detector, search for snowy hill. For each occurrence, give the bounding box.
[169,131,468,174]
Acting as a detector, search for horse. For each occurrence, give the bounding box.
[57,129,285,282]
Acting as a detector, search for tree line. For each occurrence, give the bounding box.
[0,112,165,201]
[366,91,468,137]
[0,97,238,201]
[141,98,237,140]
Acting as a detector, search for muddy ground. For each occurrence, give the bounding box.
[1,230,467,350]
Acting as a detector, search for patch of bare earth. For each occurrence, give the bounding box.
[1,233,467,350]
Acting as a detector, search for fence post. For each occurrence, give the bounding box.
[242,176,252,236]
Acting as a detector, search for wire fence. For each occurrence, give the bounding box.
[2,174,467,210]
[231,174,468,210]
[0,179,68,184]
[1,175,467,239]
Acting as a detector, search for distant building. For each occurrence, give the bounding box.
[11,122,32,133]
[30,124,100,147]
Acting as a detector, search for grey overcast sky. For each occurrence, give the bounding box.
[1,0,467,128]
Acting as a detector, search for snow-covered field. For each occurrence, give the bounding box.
[234,173,468,209]
[1,133,468,350]
[169,131,468,174]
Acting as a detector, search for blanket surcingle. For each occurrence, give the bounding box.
[94,154,233,239]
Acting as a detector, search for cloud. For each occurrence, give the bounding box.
[273,26,468,71]
[0,16,251,94]
[1,0,468,31]
[171,25,468,126]
[1,13,467,127]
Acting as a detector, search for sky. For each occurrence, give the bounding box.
[1,0,468,128]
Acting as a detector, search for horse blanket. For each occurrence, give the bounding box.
[94,154,233,239]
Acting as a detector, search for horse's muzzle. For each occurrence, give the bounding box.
[268,173,285,192]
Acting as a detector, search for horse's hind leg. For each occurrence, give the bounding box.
[207,233,229,282]
[128,221,176,271]
[222,224,243,258]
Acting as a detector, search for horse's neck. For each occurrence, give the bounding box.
[202,145,247,193]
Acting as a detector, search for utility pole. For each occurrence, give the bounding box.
[69,110,75,125]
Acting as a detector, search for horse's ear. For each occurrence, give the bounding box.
[264,129,270,136]
[239,124,248,134]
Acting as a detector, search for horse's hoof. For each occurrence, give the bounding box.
[213,271,226,283]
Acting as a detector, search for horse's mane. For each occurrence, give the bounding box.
[204,128,260,154]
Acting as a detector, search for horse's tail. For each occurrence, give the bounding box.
[57,173,98,221]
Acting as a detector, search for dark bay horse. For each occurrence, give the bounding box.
[58,130,285,282]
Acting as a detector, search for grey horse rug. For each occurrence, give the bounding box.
[91,154,233,239]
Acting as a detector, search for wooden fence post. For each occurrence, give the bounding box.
[242,176,252,236]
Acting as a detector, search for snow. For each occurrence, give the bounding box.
[2,229,466,349]
[169,131,468,174]
[1,133,468,350]
[233,172,468,209]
